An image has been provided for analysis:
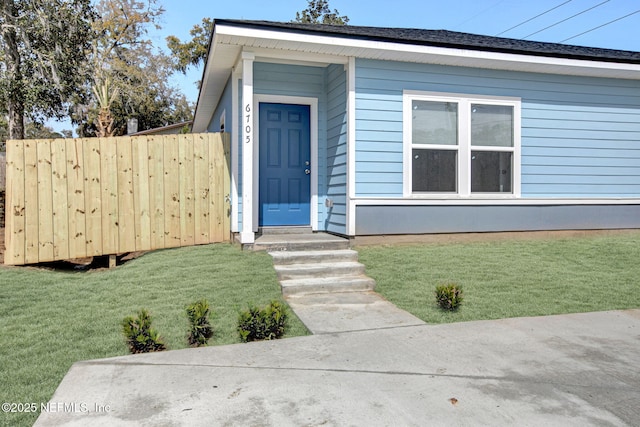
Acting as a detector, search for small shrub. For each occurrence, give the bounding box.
[237,300,288,342]
[121,309,167,354]
[435,284,464,311]
[186,299,214,347]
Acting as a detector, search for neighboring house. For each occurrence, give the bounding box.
[130,120,193,136]
[192,19,640,244]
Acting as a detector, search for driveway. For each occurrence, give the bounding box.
[34,309,640,426]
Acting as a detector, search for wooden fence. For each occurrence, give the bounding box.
[4,133,230,265]
[0,152,6,191]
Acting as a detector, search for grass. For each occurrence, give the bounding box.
[0,244,309,427]
[357,234,640,324]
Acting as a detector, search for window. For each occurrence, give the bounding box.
[404,91,520,197]
[219,109,226,132]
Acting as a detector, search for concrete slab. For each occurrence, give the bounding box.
[286,291,426,333]
[250,233,349,251]
[35,310,640,426]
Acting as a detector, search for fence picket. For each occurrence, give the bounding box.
[148,136,165,250]
[117,137,136,253]
[5,140,25,264]
[36,140,54,262]
[51,139,69,261]
[132,136,151,251]
[24,140,39,263]
[66,138,87,259]
[84,138,103,256]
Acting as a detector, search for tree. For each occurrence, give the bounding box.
[72,0,192,137]
[294,0,349,25]
[92,76,119,137]
[24,122,70,139]
[166,0,349,78]
[0,118,70,150]
[166,17,213,75]
[0,0,95,140]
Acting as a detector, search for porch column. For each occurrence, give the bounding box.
[240,51,255,244]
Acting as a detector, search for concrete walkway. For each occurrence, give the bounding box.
[286,291,426,334]
[35,309,640,426]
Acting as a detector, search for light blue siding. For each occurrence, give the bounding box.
[235,62,332,231]
[355,58,640,198]
[210,76,231,132]
[325,64,348,234]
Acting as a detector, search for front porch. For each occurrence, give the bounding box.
[197,50,352,245]
[245,230,349,252]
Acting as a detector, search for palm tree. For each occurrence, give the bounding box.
[92,76,119,137]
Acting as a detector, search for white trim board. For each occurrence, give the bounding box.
[346,57,357,236]
[353,198,640,206]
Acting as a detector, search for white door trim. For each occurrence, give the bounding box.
[253,94,319,231]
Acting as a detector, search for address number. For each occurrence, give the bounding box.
[244,104,251,144]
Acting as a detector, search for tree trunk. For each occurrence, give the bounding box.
[2,0,25,140]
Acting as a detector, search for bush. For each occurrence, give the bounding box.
[121,309,167,354]
[237,300,288,342]
[435,284,464,311]
[186,299,214,347]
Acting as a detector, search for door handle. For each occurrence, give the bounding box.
[305,169,310,175]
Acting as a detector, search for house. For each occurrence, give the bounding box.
[130,120,193,136]
[192,19,640,245]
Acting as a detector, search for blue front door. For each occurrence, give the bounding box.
[259,103,311,226]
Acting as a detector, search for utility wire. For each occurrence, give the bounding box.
[455,0,506,30]
[560,8,640,43]
[495,0,573,36]
[523,0,610,39]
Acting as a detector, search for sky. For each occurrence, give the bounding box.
[49,0,640,133]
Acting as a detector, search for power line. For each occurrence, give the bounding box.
[495,0,573,36]
[455,0,506,30]
[523,0,610,39]
[560,8,640,43]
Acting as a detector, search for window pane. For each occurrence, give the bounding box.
[471,151,512,193]
[471,104,513,147]
[412,149,457,192]
[412,101,458,146]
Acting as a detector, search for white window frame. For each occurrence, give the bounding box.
[219,109,226,132]
[403,90,521,198]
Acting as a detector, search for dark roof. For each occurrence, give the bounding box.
[215,19,640,65]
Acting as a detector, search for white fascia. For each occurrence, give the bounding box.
[215,24,640,80]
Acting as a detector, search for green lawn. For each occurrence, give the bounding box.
[0,244,309,427]
[357,234,640,324]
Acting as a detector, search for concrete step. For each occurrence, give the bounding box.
[252,234,349,252]
[274,261,365,281]
[270,249,359,266]
[258,226,312,235]
[280,276,376,297]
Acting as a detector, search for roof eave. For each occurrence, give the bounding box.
[193,21,640,132]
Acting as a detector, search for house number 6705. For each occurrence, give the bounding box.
[244,104,251,144]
